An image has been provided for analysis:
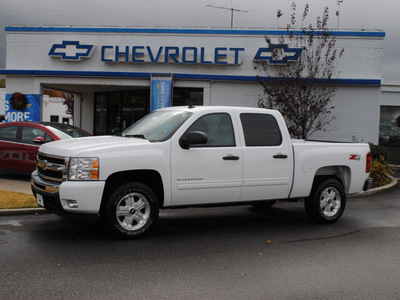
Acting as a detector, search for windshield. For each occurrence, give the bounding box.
[45,124,91,138]
[122,110,192,142]
[45,127,74,139]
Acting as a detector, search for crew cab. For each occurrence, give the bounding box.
[31,106,372,238]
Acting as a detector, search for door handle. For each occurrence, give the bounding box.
[223,155,240,161]
[273,153,288,159]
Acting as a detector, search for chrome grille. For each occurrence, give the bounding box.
[37,152,68,183]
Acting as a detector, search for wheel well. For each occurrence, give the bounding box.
[313,166,350,192]
[100,170,164,214]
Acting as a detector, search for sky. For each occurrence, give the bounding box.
[0,0,399,84]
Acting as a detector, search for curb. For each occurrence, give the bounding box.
[0,207,46,216]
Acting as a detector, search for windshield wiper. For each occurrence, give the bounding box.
[124,134,147,139]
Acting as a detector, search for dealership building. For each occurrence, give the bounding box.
[1,26,395,145]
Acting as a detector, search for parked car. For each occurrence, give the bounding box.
[0,122,91,174]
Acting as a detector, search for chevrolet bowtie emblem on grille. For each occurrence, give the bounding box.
[253,44,303,65]
[38,159,65,172]
[38,159,47,170]
[48,41,95,61]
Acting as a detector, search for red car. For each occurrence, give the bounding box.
[0,122,91,174]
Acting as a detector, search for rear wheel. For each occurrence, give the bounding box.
[305,178,346,224]
[105,182,159,238]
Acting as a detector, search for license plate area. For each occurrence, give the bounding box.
[36,194,44,207]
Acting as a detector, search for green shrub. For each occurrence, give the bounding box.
[369,156,394,188]
[369,143,388,161]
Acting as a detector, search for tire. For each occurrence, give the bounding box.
[305,178,346,224]
[105,182,159,238]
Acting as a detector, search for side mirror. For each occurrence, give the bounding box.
[33,136,46,144]
[179,131,208,149]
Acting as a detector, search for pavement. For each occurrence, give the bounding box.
[0,172,32,194]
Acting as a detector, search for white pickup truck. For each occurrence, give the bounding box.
[31,106,372,238]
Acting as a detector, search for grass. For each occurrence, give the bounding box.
[0,190,38,209]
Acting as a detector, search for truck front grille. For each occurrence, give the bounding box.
[37,152,68,183]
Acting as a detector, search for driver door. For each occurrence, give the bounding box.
[170,112,242,206]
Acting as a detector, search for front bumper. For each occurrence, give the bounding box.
[31,170,105,215]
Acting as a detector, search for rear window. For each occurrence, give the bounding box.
[240,113,282,146]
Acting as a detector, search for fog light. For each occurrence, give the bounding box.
[67,200,78,209]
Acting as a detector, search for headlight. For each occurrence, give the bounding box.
[68,157,99,181]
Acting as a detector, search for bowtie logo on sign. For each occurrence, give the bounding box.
[48,41,95,61]
[253,44,303,65]
[48,41,303,65]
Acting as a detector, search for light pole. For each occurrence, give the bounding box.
[336,0,344,29]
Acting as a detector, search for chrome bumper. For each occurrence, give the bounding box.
[31,170,60,195]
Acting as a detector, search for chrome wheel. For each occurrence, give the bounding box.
[116,192,151,231]
[305,178,346,224]
[319,187,341,217]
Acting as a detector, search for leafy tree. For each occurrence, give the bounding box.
[257,3,344,139]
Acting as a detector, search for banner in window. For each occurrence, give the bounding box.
[150,75,173,112]
[5,93,41,122]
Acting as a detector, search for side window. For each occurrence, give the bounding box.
[187,113,235,147]
[240,113,282,146]
[0,126,18,141]
[21,127,49,144]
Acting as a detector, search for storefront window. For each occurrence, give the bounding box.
[95,94,108,135]
[173,88,203,106]
[94,87,203,135]
[94,90,149,135]
[379,106,400,145]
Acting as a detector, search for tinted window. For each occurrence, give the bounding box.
[0,126,18,141]
[240,113,282,146]
[187,113,235,147]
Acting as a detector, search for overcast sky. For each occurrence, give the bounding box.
[1,0,399,84]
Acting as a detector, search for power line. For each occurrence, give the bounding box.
[206,4,248,28]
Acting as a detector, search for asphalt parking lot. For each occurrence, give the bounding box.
[1,185,400,299]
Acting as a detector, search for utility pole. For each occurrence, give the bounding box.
[206,4,248,28]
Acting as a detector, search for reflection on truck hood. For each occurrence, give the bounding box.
[39,136,150,157]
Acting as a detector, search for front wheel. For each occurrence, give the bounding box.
[305,178,346,224]
[105,182,159,238]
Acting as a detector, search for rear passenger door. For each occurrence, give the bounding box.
[239,113,293,201]
[0,125,21,171]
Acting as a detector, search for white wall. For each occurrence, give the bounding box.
[42,95,71,124]
[2,27,386,140]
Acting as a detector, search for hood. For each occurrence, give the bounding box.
[39,135,150,157]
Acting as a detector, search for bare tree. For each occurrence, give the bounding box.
[257,3,344,139]
[63,93,74,118]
